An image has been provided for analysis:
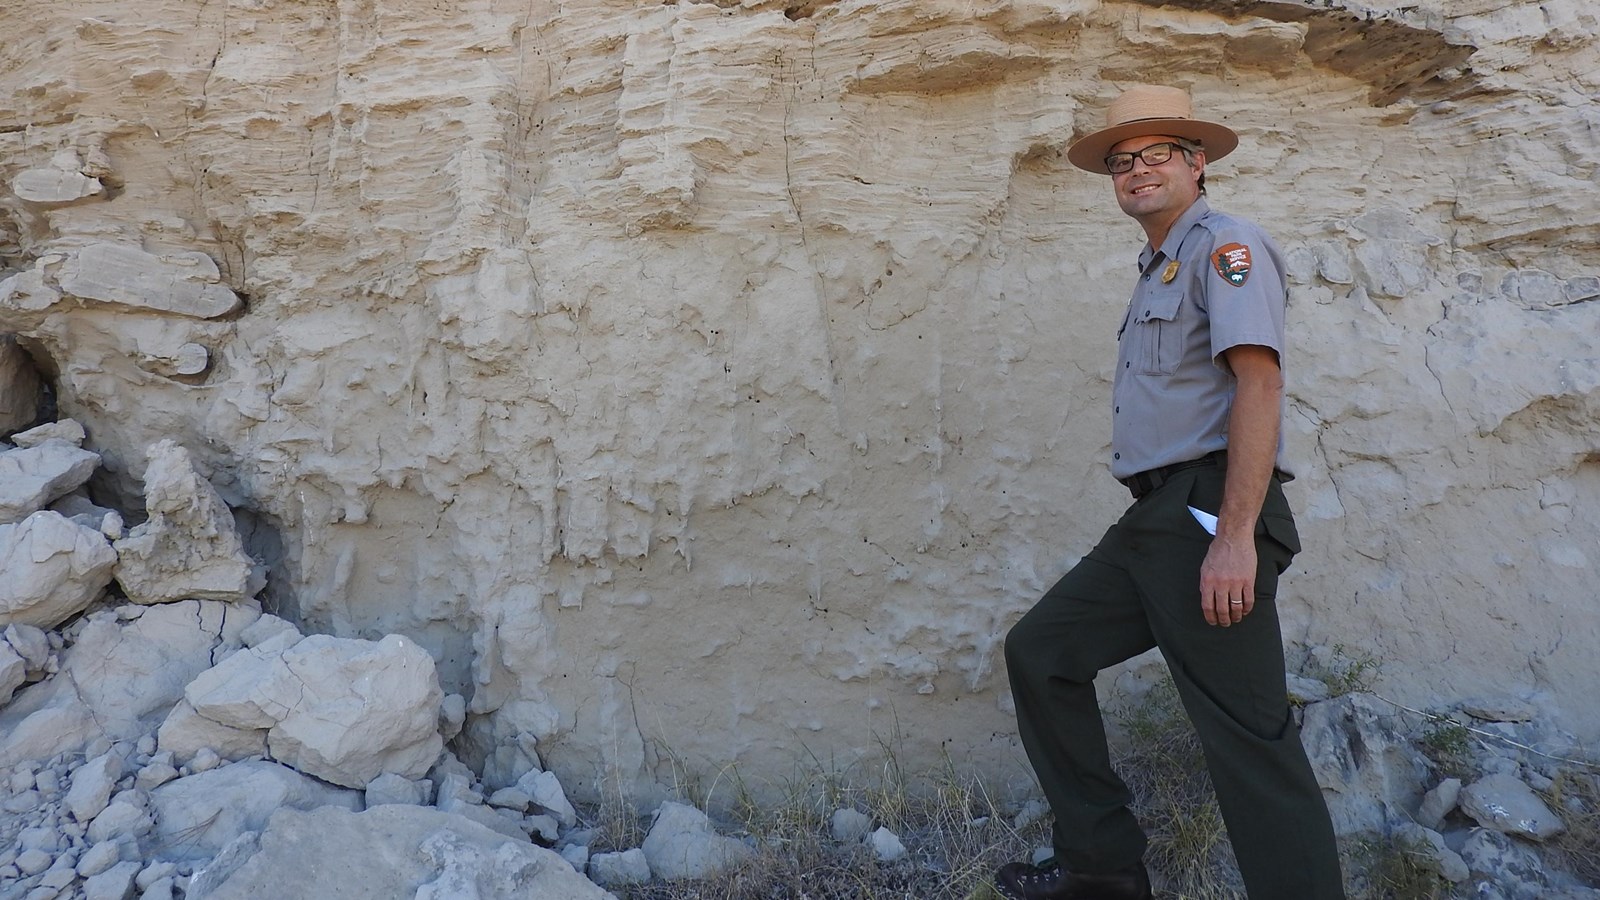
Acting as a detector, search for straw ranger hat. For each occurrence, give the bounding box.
[1066,84,1239,174]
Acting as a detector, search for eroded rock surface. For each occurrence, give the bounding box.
[0,0,1596,809]
[113,440,259,606]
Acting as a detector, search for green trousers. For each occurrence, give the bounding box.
[1004,464,1345,899]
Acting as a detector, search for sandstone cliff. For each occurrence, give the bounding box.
[1,0,1596,803]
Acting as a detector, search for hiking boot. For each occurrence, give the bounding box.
[993,858,1152,900]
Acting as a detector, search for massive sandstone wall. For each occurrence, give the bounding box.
[1,0,1596,802]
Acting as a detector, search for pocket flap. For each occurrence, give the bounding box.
[1134,290,1182,325]
[1259,513,1302,556]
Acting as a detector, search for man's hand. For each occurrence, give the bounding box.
[1201,535,1257,626]
[1202,343,1282,627]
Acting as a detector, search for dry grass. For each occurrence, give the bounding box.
[1545,768,1600,886]
[1344,834,1450,900]
[583,679,1600,899]
[1110,678,1246,900]
[595,750,1049,900]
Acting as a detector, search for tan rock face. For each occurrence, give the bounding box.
[0,1,1596,799]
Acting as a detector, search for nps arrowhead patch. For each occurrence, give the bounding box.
[1212,242,1252,286]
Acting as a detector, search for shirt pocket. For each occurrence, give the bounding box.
[1130,289,1185,375]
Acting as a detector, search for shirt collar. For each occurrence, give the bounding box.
[1136,197,1211,271]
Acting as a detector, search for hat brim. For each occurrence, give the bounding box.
[1066,118,1238,174]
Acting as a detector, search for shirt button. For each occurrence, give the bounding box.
[1125,361,1131,368]
[1115,406,1120,413]
[1114,452,1121,460]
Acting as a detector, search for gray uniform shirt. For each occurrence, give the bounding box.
[1110,197,1291,480]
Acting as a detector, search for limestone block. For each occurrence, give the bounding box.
[640,801,754,881]
[185,832,260,899]
[559,842,589,873]
[191,805,615,900]
[486,786,531,811]
[65,752,126,823]
[50,492,124,541]
[134,762,180,792]
[148,760,362,860]
[83,860,141,900]
[867,826,906,861]
[57,243,241,319]
[830,808,872,843]
[517,769,576,828]
[1459,772,1565,841]
[366,772,431,807]
[1459,828,1548,897]
[4,622,50,671]
[155,700,268,765]
[0,601,257,767]
[183,646,303,730]
[0,336,42,436]
[11,151,104,204]
[87,798,155,845]
[0,266,62,315]
[13,168,103,203]
[264,634,445,788]
[0,442,102,524]
[0,511,119,630]
[236,614,301,650]
[137,342,210,379]
[439,692,466,742]
[1285,672,1333,704]
[14,419,86,449]
[113,440,257,605]
[1300,693,1430,836]
[435,794,529,841]
[588,848,651,888]
[0,640,24,706]
[75,839,122,877]
[1417,777,1462,831]
[1392,822,1468,883]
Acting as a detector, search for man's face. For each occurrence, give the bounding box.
[1109,134,1204,224]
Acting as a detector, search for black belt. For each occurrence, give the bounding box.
[1120,451,1227,500]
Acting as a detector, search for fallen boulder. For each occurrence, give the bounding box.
[1459,772,1566,841]
[0,638,25,705]
[0,511,118,630]
[183,632,444,788]
[149,760,362,860]
[1300,692,1430,836]
[188,804,616,900]
[640,800,754,881]
[12,418,87,449]
[0,440,101,524]
[0,601,258,767]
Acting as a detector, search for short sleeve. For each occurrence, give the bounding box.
[1203,223,1287,366]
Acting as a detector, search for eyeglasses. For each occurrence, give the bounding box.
[1104,142,1190,175]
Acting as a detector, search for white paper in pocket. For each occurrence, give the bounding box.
[1187,506,1218,536]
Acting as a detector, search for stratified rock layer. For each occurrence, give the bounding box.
[0,0,1597,797]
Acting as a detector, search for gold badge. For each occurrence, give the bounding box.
[1161,260,1180,284]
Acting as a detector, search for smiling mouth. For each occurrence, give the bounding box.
[1129,183,1160,195]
